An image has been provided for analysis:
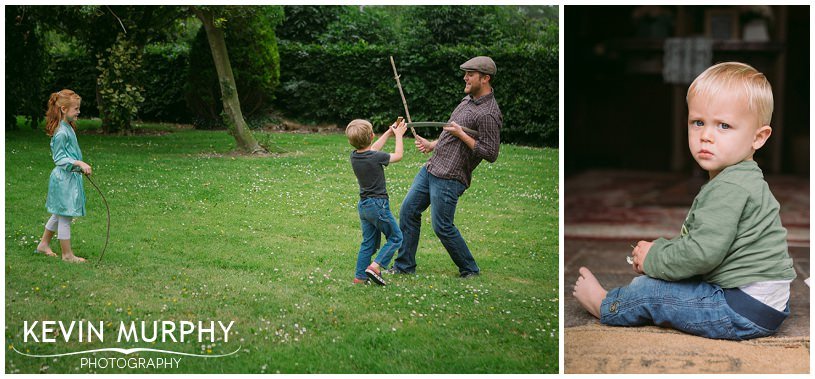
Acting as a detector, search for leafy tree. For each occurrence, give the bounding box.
[186,6,282,129]
[499,5,558,46]
[191,6,284,154]
[401,6,496,47]
[319,6,397,45]
[397,5,558,48]
[276,5,343,43]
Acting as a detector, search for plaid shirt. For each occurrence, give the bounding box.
[426,91,502,188]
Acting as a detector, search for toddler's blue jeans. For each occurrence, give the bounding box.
[355,197,402,280]
[601,275,789,340]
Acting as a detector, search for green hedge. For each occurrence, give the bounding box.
[140,44,192,123]
[6,6,48,129]
[41,23,557,147]
[46,51,99,118]
[274,41,558,146]
[46,46,192,124]
[273,42,396,127]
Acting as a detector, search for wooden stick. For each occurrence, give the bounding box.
[389,56,418,138]
[407,122,480,137]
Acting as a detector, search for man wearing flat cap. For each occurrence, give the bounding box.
[390,56,502,278]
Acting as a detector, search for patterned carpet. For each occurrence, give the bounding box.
[565,170,809,244]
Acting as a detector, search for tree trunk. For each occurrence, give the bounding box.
[193,8,266,154]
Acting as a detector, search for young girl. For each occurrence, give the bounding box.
[35,89,92,263]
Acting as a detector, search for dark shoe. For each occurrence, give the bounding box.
[353,278,370,285]
[365,265,387,286]
[459,271,480,279]
[384,267,411,275]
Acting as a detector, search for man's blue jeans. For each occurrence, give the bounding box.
[393,166,479,275]
[601,275,789,340]
[355,197,402,280]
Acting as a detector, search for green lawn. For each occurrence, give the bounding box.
[5,120,558,373]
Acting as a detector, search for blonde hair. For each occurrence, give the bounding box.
[45,89,82,136]
[687,62,773,125]
[345,119,373,149]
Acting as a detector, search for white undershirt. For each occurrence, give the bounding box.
[738,280,793,312]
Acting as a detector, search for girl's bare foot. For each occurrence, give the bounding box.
[573,267,607,319]
[62,255,86,263]
[58,239,85,263]
[35,243,57,257]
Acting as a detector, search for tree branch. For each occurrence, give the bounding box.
[106,6,127,34]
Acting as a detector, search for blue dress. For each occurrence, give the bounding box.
[46,121,86,217]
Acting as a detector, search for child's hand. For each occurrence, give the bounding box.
[392,120,407,137]
[383,124,394,135]
[76,161,92,176]
[631,240,654,274]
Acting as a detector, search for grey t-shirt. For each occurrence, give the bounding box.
[350,150,390,199]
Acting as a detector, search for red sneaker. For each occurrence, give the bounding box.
[365,265,387,286]
[353,278,369,285]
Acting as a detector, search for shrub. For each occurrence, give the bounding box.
[96,33,145,133]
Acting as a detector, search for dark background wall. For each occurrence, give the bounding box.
[565,5,809,177]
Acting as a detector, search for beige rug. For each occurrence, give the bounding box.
[565,323,810,374]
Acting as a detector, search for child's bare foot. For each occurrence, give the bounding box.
[62,255,86,263]
[35,243,57,257]
[58,240,84,263]
[573,267,607,319]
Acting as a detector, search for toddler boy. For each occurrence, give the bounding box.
[573,62,797,340]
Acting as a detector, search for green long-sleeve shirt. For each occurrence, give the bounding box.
[643,160,796,288]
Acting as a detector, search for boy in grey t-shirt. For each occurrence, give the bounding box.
[346,118,407,285]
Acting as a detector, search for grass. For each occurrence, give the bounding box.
[5,120,559,373]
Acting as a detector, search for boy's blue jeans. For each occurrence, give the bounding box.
[392,166,480,275]
[355,197,402,280]
[601,275,789,340]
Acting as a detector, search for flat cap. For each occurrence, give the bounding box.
[460,56,496,76]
